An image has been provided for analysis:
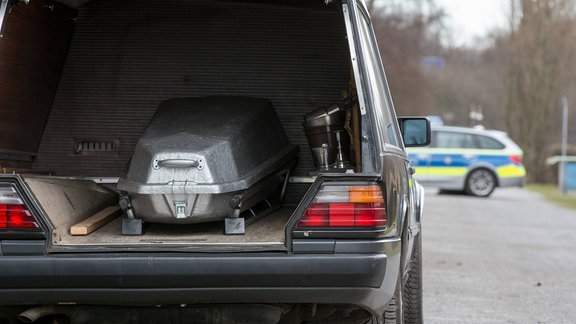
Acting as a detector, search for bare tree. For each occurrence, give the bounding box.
[367,0,445,116]
[368,0,576,184]
[505,0,576,182]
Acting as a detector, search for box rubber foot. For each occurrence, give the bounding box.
[224,217,245,235]
[122,217,143,236]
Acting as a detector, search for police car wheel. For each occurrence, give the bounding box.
[465,168,496,197]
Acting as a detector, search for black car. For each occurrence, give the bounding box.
[0,0,429,323]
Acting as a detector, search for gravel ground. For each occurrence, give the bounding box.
[422,187,576,324]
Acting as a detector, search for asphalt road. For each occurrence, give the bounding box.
[422,187,576,324]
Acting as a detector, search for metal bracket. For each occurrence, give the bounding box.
[118,195,135,219]
[174,201,187,219]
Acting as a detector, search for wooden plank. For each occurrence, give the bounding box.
[70,206,123,236]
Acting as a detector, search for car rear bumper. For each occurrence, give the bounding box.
[0,239,401,314]
[499,176,525,188]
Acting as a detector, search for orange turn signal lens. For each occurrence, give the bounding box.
[349,185,384,203]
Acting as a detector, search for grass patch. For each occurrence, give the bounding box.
[526,184,576,211]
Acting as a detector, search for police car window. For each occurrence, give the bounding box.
[476,135,505,149]
[433,131,475,149]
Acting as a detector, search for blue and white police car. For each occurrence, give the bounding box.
[407,125,526,197]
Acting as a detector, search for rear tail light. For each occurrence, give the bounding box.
[510,155,523,164]
[0,185,42,231]
[298,184,386,228]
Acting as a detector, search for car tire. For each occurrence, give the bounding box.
[384,234,423,324]
[403,235,423,323]
[465,168,496,197]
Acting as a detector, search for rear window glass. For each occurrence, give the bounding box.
[475,134,505,149]
[431,131,475,149]
[430,131,506,150]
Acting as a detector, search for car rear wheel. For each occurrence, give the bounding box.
[465,168,496,197]
[403,235,423,323]
[384,234,423,324]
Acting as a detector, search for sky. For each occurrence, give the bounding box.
[434,0,510,46]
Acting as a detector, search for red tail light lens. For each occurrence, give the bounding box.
[510,155,523,164]
[298,184,386,228]
[0,185,41,230]
[0,204,39,229]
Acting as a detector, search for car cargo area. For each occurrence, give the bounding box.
[14,175,291,251]
[0,0,360,250]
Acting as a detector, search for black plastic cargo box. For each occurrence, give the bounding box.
[117,96,298,224]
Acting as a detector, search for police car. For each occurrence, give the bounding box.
[407,125,526,197]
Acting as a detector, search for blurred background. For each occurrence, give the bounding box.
[367,0,576,184]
